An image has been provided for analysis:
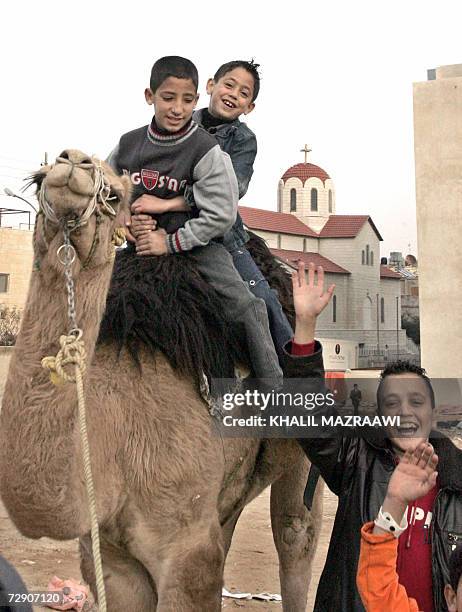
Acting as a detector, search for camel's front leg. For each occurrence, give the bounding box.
[79,532,157,611]
[154,520,224,611]
[270,453,324,612]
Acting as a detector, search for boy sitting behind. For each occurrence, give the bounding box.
[130,59,294,359]
[108,56,282,385]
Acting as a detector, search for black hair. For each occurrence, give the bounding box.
[150,56,198,93]
[377,360,435,411]
[449,542,462,591]
[213,59,261,102]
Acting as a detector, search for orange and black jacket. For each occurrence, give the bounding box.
[357,522,421,611]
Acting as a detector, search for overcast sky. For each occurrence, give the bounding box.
[1,0,461,257]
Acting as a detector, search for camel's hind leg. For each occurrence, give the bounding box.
[79,533,157,611]
[270,456,324,612]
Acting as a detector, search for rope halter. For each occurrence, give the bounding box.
[38,156,118,230]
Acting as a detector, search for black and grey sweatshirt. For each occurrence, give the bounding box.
[107,118,238,253]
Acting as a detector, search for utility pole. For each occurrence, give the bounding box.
[376,293,380,356]
[396,295,400,358]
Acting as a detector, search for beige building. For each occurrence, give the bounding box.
[240,154,414,367]
[0,227,33,311]
[413,64,462,376]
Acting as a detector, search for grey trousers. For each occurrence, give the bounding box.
[189,242,283,384]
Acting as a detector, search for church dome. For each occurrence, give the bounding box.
[282,163,330,184]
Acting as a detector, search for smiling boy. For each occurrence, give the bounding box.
[303,363,462,611]
[108,56,282,384]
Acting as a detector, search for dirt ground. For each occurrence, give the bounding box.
[0,487,337,611]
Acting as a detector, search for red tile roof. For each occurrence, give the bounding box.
[319,215,383,241]
[281,163,330,184]
[380,266,402,279]
[270,248,350,275]
[239,206,318,237]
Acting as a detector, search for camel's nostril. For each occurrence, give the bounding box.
[59,151,70,160]
[80,158,92,165]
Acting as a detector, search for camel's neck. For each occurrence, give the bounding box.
[17,260,113,372]
[0,256,114,538]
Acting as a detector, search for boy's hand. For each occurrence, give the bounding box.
[386,441,438,506]
[131,194,164,215]
[131,214,157,238]
[292,261,335,344]
[293,261,335,322]
[131,195,189,215]
[135,229,168,256]
[373,442,438,533]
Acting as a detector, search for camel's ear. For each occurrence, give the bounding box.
[25,165,52,194]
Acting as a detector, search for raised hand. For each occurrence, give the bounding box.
[373,441,438,533]
[292,261,335,344]
[386,441,438,506]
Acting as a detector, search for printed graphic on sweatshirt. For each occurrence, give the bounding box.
[130,169,188,194]
[406,505,433,544]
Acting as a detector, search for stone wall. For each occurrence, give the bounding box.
[0,228,34,310]
[413,64,462,376]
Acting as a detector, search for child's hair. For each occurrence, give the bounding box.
[449,543,462,592]
[150,56,199,93]
[213,59,261,102]
[376,360,435,411]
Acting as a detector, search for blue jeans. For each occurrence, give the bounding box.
[189,242,283,385]
[230,247,294,358]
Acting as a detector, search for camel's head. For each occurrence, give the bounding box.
[30,149,131,270]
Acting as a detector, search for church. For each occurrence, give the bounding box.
[239,147,414,369]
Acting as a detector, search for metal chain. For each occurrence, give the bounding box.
[57,225,79,335]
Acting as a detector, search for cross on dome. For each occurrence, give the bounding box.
[300,144,312,164]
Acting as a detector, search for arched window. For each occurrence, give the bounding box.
[361,250,365,265]
[366,245,370,265]
[332,295,337,323]
[370,251,374,266]
[311,188,318,211]
[380,297,385,323]
[328,190,333,213]
[290,188,297,212]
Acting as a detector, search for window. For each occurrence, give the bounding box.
[0,274,9,293]
[310,188,318,211]
[303,238,307,252]
[332,295,337,323]
[366,245,370,265]
[328,190,333,213]
[277,234,282,248]
[361,250,365,265]
[370,251,374,266]
[380,297,385,323]
[290,188,297,212]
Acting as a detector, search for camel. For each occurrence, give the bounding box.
[0,150,323,611]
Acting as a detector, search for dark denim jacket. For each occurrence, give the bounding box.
[186,108,257,250]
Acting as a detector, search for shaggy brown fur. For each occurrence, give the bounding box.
[0,151,323,612]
